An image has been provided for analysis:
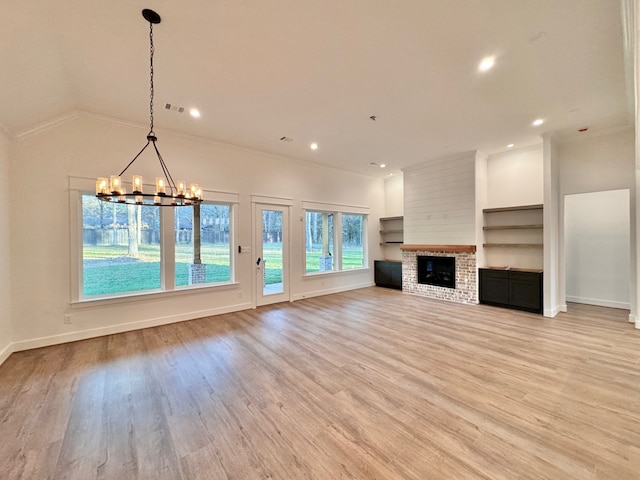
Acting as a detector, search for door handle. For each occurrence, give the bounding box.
[256,257,261,266]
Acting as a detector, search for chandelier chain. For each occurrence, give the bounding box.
[149,22,155,136]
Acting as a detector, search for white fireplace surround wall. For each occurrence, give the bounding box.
[401,245,477,305]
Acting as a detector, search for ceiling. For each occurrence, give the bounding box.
[0,0,631,178]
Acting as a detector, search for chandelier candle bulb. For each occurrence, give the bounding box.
[110,176,121,194]
[119,188,127,202]
[132,175,143,193]
[177,181,186,196]
[154,195,161,205]
[135,195,143,204]
[96,178,108,195]
[190,184,199,198]
[156,177,166,195]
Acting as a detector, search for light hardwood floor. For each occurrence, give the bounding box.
[1,287,640,479]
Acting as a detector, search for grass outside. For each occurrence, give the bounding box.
[83,242,365,296]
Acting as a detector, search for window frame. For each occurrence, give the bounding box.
[69,176,239,304]
[302,201,369,277]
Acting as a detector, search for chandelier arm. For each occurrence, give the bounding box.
[152,141,178,194]
[118,140,151,177]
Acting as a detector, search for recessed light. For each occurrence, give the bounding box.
[189,108,201,118]
[310,142,318,150]
[532,118,544,127]
[507,144,514,148]
[380,164,386,168]
[478,56,495,72]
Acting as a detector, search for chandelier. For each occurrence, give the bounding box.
[96,9,202,206]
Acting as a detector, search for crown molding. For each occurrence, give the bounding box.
[12,110,385,182]
[13,111,81,140]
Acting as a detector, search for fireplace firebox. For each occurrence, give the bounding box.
[417,255,456,289]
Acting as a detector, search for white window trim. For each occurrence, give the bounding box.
[302,202,369,276]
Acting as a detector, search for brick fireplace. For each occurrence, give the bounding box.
[401,245,477,305]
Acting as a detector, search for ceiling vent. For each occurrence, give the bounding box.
[279,136,294,142]
[165,103,185,113]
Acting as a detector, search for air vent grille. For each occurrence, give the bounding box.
[279,136,294,143]
[165,103,185,113]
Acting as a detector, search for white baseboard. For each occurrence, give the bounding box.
[544,305,562,318]
[12,301,253,353]
[629,313,636,324]
[291,282,374,302]
[0,341,14,367]
[566,295,630,310]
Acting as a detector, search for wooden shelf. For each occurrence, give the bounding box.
[483,243,543,248]
[380,229,403,234]
[483,204,543,213]
[483,224,543,231]
[380,242,403,245]
[380,216,403,221]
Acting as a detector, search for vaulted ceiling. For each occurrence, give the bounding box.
[0,0,631,177]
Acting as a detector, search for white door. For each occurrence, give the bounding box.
[255,204,290,306]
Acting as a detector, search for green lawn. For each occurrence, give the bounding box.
[83,242,365,296]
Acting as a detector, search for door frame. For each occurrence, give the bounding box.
[252,196,293,307]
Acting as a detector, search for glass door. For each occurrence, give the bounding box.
[255,204,290,306]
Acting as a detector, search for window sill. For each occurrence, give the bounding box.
[303,267,370,278]
[71,281,240,310]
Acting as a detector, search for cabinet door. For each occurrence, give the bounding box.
[509,271,542,313]
[479,269,509,305]
[374,261,391,286]
[389,262,402,289]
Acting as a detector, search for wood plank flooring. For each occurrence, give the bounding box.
[1,287,640,479]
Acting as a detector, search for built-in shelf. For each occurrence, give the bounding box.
[380,216,403,248]
[483,224,543,231]
[482,204,544,267]
[483,204,543,213]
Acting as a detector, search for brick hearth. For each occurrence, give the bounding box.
[400,245,477,305]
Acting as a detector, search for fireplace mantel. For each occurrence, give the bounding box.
[400,244,476,253]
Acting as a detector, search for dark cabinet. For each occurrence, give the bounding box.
[479,268,542,314]
[374,260,402,290]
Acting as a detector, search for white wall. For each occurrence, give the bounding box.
[486,145,543,208]
[557,127,635,316]
[403,152,476,245]
[384,174,403,217]
[558,128,635,196]
[565,190,630,309]
[9,113,384,350]
[0,130,12,364]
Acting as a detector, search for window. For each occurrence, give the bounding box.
[304,209,367,274]
[80,191,234,300]
[82,195,161,297]
[341,213,365,269]
[305,211,334,273]
[175,204,231,287]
